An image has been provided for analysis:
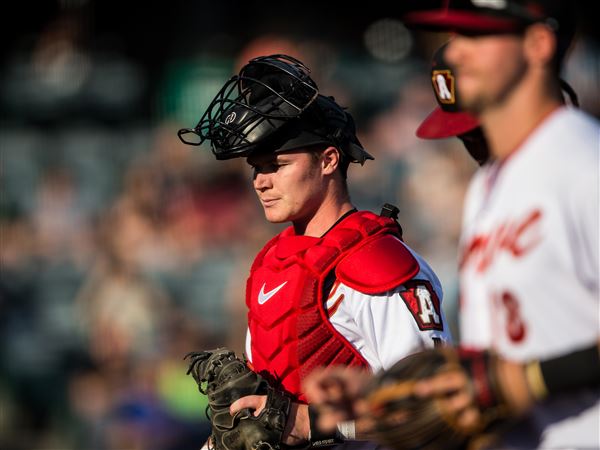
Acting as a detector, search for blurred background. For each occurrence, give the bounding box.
[1,1,598,449]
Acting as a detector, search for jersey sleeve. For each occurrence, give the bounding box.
[326,279,451,372]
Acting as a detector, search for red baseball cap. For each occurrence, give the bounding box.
[416,42,480,139]
[403,0,572,35]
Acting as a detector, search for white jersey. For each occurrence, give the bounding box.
[458,107,599,448]
[246,242,451,372]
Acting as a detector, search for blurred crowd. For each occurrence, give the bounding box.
[1,3,598,450]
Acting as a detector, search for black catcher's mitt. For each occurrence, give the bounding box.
[185,348,291,450]
[363,348,513,450]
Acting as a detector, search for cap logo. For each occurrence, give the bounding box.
[224,111,237,125]
[432,70,455,105]
[471,0,507,10]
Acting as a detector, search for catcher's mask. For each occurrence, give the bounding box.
[178,54,373,164]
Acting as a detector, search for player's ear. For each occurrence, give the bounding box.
[321,146,340,175]
[523,23,557,70]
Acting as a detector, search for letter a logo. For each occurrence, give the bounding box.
[432,70,455,105]
[416,285,441,325]
[399,280,444,331]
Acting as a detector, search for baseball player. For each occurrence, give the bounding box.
[402,1,600,448]
[178,54,451,447]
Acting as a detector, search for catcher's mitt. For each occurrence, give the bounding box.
[363,348,512,450]
[185,348,291,450]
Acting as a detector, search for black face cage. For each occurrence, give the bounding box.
[178,54,319,159]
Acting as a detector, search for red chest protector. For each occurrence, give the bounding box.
[246,211,420,402]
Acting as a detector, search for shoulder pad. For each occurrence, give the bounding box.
[335,234,420,294]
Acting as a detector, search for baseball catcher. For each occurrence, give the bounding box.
[178,53,451,450]
[185,348,291,450]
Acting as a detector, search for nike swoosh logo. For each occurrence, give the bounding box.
[258,281,288,305]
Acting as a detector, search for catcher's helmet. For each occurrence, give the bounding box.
[178,54,373,164]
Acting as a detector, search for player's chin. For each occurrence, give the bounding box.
[263,208,290,224]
